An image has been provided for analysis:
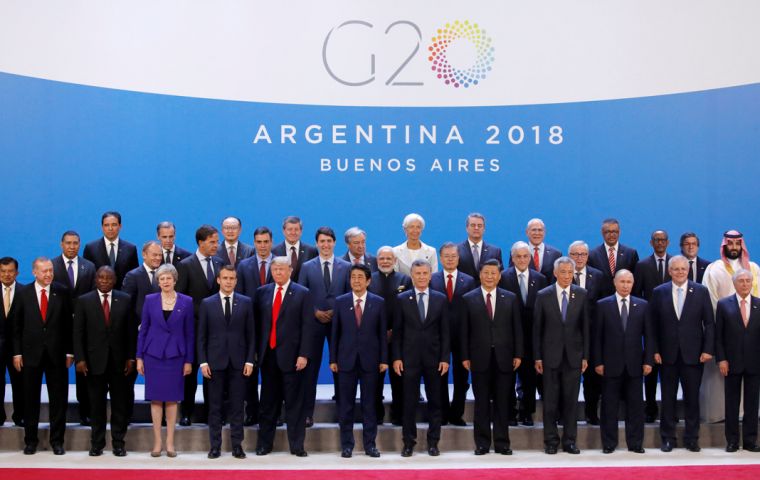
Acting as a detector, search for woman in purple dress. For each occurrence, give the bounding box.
[136,264,194,457]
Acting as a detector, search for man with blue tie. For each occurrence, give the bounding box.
[298,226,351,427]
[456,213,503,284]
[198,266,255,459]
[330,264,387,458]
[593,269,653,454]
[393,259,450,457]
[341,227,378,271]
[651,255,715,452]
[83,211,139,290]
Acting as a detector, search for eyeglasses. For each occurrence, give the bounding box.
[568,252,588,257]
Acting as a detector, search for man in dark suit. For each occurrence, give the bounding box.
[680,232,710,283]
[588,218,640,298]
[176,224,224,426]
[650,255,715,452]
[462,259,523,455]
[341,227,378,272]
[329,264,388,458]
[298,226,351,426]
[215,216,253,268]
[715,269,760,452]
[499,241,547,426]
[73,266,136,457]
[430,242,475,426]
[593,269,654,454]
[456,213,503,285]
[272,216,318,281]
[520,218,562,281]
[156,221,193,266]
[393,259,450,457]
[52,230,96,425]
[254,257,313,457]
[533,256,590,455]
[83,211,139,290]
[235,225,275,426]
[13,257,73,455]
[368,246,413,425]
[633,230,672,423]
[198,266,255,459]
[0,257,24,426]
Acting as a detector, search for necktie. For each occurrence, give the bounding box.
[323,261,331,291]
[290,246,298,271]
[689,260,695,282]
[741,298,749,327]
[67,260,75,287]
[561,290,568,322]
[446,274,453,302]
[676,287,684,318]
[109,242,116,267]
[486,292,493,320]
[165,250,172,265]
[259,261,267,285]
[620,297,628,331]
[205,257,215,288]
[229,246,236,266]
[657,258,664,282]
[355,298,363,327]
[40,288,48,322]
[224,296,231,323]
[533,247,540,270]
[270,286,283,348]
[574,271,581,287]
[472,244,480,270]
[417,292,426,321]
[608,247,616,274]
[150,270,157,288]
[3,286,11,316]
[103,292,111,328]
[518,273,528,304]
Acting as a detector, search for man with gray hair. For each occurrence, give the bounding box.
[457,213,503,285]
[521,218,562,281]
[341,227,378,272]
[156,221,193,266]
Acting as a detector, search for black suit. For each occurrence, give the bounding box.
[164,246,193,267]
[368,270,412,423]
[1,282,25,425]
[457,240,504,284]
[687,256,710,283]
[533,284,590,448]
[176,254,224,421]
[716,295,760,447]
[588,243,640,298]
[461,288,523,451]
[341,252,379,272]
[499,267,547,420]
[14,282,72,448]
[215,241,254,268]
[392,289,450,448]
[272,241,318,282]
[527,244,562,282]
[430,270,475,423]
[83,238,139,290]
[576,265,606,424]
[73,289,136,451]
[255,282,313,453]
[593,295,654,450]
[650,281,715,445]
[197,293,255,450]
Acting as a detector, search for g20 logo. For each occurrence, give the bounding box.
[322,20,495,88]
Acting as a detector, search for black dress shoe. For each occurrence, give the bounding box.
[291,449,307,457]
[745,444,760,452]
[521,415,534,427]
[277,417,284,427]
[401,446,414,457]
[495,447,513,455]
[449,417,467,427]
[391,419,403,427]
[52,445,66,455]
[305,417,314,428]
[563,444,580,454]
[80,416,92,427]
[586,416,600,426]
[726,443,739,452]
[545,445,557,455]
[660,441,674,452]
[112,447,127,457]
[508,418,518,427]
[89,448,103,457]
[645,414,656,423]
[208,447,221,459]
[685,443,701,452]
[628,447,645,454]
[23,445,36,455]
[14,419,25,427]
[365,447,381,458]
[179,417,191,427]
[602,446,615,454]
[474,446,489,455]
[341,448,352,458]
[243,415,257,427]
[255,446,271,456]
[428,446,440,456]
[232,446,246,459]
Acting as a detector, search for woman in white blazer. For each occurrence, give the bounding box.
[392,213,439,276]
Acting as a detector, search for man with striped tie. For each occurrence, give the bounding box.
[588,218,640,298]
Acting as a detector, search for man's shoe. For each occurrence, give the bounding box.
[508,418,518,427]
[602,446,615,454]
[495,447,513,455]
[14,419,25,427]
[112,447,127,457]
[645,414,656,423]
[292,449,308,457]
[474,446,489,455]
[391,419,403,427]
[563,444,580,454]
[428,446,440,456]
[726,443,739,453]
[448,417,466,427]
[277,417,284,427]
[255,446,271,456]
[232,446,246,459]
[628,446,645,454]
[305,417,314,428]
[52,445,65,455]
[545,445,557,455]
[521,415,534,427]
[23,444,36,455]
[745,444,760,452]
[660,440,674,452]
[685,443,701,452]
[586,416,600,426]
[89,448,103,457]
[365,447,381,458]
[207,447,221,459]
[341,448,352,458]
[243,415,257,427]
[401,446,414,457]
[179,417,191,427]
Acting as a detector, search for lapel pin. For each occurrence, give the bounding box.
[571,293,576,299]
[688,288,694,293]
[633,303,637,307]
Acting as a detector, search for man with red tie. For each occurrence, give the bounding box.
[588,218,640,298]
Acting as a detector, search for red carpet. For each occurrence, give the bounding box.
[3,466,760,480]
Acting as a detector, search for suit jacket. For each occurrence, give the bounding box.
[136,292,194,362]
[430,270,477,331]
[235,256,273,298]
[341,252,379,272]
[197,293,256,370]
[1,282,25,357]
[461,287,524,373]
[176,254,224,315]
[392,289,450,368]
[368,270,413,331]
[83,238,139,289]
[633,254,672,300]
[510,243,562,281]
[255,282,313,372]
[588,243,640,298]
[216,241,254,267]
[650,281,715,365]
[533,284,590,369]
[393,241,438,276]
[73,289,136,376]
[330,292,388,372]
[579,265,605,307]
[457,240,504,284]
[500,267,547,359]
[689,256,710,283]
[14,281,73,367]
[592,295,654,376]
[166,246,193,267]
[272,241,318,281]
[52,255,96,300]
[122,265,160,323]
[297,256,351,312]
[715,295,760,375]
